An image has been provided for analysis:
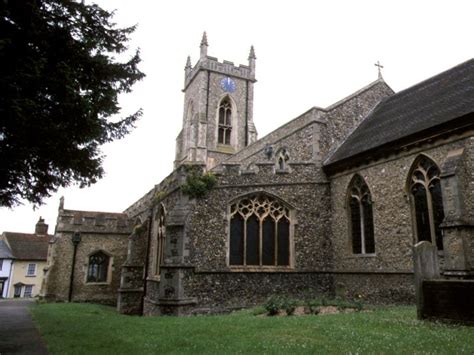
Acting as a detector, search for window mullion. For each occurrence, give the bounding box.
[243,218,247,265]
[359,200,366,254]
[259,218,263,266]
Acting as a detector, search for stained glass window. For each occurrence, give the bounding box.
[229,194,291,266]
[87,251,109,282]
[409,156,445,250]
[348,175,375,254]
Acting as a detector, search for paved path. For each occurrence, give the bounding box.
[0,299,48,354]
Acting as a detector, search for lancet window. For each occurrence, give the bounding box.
[348,175,375,254]
[408,156,445,250]
[218,97,232,145]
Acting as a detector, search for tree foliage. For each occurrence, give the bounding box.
[0,0,145,207]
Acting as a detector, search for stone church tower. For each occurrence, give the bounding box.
[174,32,258,169]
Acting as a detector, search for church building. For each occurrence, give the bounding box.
[42,33,474,316]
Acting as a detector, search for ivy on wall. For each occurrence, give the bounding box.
[181,172,217,198]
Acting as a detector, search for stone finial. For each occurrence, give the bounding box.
[200,31,208,59]
[248,45,256,60]
[185,56,192,69]
[59,196,64,211]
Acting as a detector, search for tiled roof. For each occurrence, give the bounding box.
[3,232,50,260]
[0,240,13,259]
[325,59,474,167]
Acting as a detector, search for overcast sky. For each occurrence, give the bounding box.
[1,0,473,234]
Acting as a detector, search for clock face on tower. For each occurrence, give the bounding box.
[220,77,236,93]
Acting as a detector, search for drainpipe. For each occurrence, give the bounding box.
[68,232,81,302]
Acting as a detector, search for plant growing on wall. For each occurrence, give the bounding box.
[181,172,217,198]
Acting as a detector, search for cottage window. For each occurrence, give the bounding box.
[26,263,36,276]
[409,156,445,250]
[154,205,166,276]
[348,175,375,254]
[87,251,109,283]
[229,194,291,266]
[24,285,33,298]
[218,97,232,145]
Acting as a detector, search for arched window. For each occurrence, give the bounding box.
[87,251,110,283]
[276,148,290,171]
[218,97,232,145]
[348,175,375,254]
[408,156,445,250]
[154,205,166,276]
[229,194,291,266]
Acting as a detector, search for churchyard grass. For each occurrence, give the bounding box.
[31,303,474,354]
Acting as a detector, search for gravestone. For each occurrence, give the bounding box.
[413,241,440,319]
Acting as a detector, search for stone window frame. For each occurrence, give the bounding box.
[85,250,113,285]
[346,174,376,257]
[226,191,296,271]
[216,95,237,148]
[275,148,291,173]
[152,204,166,280]
[26,263,36,276]
[407,154,445,251]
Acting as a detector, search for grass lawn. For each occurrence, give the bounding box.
[31,303,474,354]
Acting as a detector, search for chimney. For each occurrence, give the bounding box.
[35,217,48,236]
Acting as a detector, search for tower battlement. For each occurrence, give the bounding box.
[184,55,255,90]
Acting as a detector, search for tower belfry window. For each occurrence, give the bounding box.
[218,97,232,145]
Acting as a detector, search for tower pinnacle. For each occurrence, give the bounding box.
[200,32,208,59]
[248,45,256,75]
[248,45,256,60]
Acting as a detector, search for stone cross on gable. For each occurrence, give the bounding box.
[375,61,384,79]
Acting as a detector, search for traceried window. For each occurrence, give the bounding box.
[218,97,232,145]
[87,251,109,283]
[229,194,291,266]
[348,175,375,254]
[409,156,445,250]
[276,148,290,171]
[154,205,166,277]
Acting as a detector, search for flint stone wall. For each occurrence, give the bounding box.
[329,137,471,276]
[44,209,131,305]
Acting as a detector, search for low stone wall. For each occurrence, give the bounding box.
[422,280,474,325]
[183,272,335,314]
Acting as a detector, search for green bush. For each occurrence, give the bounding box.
[284,298,298,316]
[181,172,217,198]
[263,295,285,316]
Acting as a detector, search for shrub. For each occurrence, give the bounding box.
[284,298,297,316]
[181,172,217,198]
[263,295,285,316]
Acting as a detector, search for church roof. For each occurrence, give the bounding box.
[2,232,50,261]
[325,58,474,169]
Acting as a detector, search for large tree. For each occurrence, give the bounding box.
[0,0,144,207]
